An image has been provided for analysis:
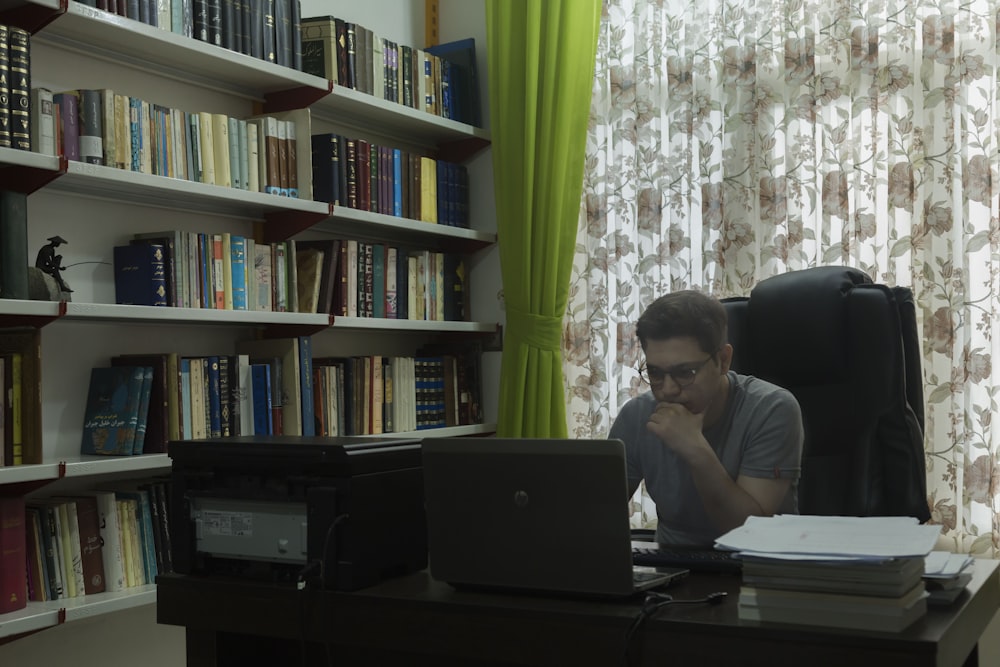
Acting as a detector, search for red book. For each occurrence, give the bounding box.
[0,496,27,613]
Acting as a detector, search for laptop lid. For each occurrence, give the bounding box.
[421,437,684,597]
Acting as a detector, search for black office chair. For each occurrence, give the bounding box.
[722,266,931,521]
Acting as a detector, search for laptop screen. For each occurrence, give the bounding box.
[421,437,647,596]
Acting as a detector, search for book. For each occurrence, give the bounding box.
[294,239,339,314]
[77,89,105,164]
[68,496,106,595]
[0,190,29,300]
[113,243,168,306]
[738,582,928,632]
[0,496,27,612]
[8,27,31,151]
[79,491,127,592]
[295,246,323,313]
[80,365,147,456]
[111,354,170,454]
[30,87,57,156]
[0,25,9,148]
[237,337,301,435]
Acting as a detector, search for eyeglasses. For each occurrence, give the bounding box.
[639,356,714,388]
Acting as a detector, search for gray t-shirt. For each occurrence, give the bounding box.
[609,371,803,546]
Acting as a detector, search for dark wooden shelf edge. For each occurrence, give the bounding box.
[262,203,334,242]
[436,136,491,163]
[263,80,334,114]
[1,155,67,194]
[0,0,68,34]
[260,314,333,339]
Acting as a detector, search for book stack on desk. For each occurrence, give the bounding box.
[737,554,927,632]
[923,551,975,605]
[715,515,944,633]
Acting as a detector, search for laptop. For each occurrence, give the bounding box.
[421,437,688,598]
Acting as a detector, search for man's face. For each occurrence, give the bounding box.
[642,336,732,416]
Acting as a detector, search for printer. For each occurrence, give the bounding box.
[168,435,426,591]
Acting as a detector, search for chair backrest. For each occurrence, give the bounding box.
[721,266,930,521]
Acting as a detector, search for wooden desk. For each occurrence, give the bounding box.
[157,559,1000,667]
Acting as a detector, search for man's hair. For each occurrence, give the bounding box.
[636,290,728,355]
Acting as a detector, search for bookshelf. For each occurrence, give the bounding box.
[0,0,498,651]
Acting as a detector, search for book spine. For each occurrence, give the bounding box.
[78,89,104,164]
[207,356,222,437]
[0,26,9,148]
[8,27,30,151]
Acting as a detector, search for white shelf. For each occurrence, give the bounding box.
[47,161,331,220]
[0,146,61,171]
[329,316,497,333]
[0,454,170,487]
[0,585,157,640]
[312,84,490,148]
[62,302,332,327]
[35,1,328,101]
[0,299,62,318]
[318,206,495,250]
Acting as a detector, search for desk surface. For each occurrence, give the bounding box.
[157,558,1000,667]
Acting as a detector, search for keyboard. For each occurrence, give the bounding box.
[632,545,743,574]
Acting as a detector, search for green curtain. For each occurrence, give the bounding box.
[486,0,601,437]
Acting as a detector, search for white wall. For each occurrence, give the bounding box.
[0,1,496,664]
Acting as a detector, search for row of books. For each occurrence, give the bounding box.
[0,330,38,467]
[79,0,305,71]
[298,238,466,321]
[115,232,302,312]
[0,350,24,466]
[312,132,471,228]
[301,18,481,126]
[113,230,468,322]
[0,484,171,614]
[311,351,483,437]
[34,88,305,198]
[76,339,485,455]
[0,23,32,152]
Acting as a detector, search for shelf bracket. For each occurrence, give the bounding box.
[263,80,334,114]
[0,155,67,195]
[261,203,333,243]
[261,314,333,339]
[436,137,491,164]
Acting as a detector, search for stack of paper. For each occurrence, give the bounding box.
[923,551,974,605]
[718,515,943,632]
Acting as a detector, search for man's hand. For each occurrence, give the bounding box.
[646,402,708,462]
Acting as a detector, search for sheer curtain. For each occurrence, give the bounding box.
[566,0,1000,555]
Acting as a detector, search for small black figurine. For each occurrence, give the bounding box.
[35,235,74,294]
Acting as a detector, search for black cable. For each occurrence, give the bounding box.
[295,512,349,667]
[621,591,728,667]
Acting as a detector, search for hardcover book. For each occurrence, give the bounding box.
[0,329,41,464]
[0,189,29,300]
[8,27,31,151]
[67,496,106,595]
[112,354,169,454]
[113,243,168,306]
[80,365,147,456]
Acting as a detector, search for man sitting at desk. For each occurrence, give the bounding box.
[610,290,804,546]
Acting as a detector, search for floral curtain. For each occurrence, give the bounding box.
[566,0,1000,555]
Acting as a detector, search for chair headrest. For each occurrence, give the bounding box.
[745,266,873,385]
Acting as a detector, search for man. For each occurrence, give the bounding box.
[610,290,803,546]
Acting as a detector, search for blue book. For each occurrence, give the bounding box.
[250,364,272,435]
[206,356,222,438]
[180,358,193,439]
[129,97,142,171]
[131,366,154,454]
[298,336,315,436]
[392,148,402,217]
[198,233,212,308]
[81,366,146,456]
[230,235,248,311]
[113,244,168,307]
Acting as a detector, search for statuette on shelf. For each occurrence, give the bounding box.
[30,235,74,301]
